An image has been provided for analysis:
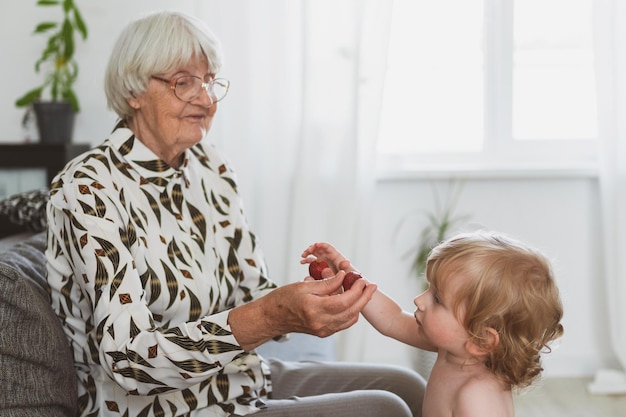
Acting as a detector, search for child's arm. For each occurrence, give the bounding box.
[301,242,436,351]
[363,288,436,350]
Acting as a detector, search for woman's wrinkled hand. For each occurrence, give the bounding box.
[228,272,377,351]
[269,274,377,338]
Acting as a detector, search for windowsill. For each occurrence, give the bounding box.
[376,162,599,181]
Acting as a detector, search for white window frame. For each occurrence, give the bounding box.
[375,0,598,179]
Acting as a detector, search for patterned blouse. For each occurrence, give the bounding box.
[46,122,278,417]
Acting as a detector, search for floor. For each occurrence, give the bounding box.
[514,377,626,417]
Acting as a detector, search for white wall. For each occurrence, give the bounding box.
[0,1,616,378]
[2,0,215,145]
[349,176,615,378]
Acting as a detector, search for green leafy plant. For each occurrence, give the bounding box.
[399,179,471,289]
[15,0,88,112]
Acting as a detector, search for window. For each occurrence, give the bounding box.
[376,0,597,175]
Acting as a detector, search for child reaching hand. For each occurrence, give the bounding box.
[301,230,564,417]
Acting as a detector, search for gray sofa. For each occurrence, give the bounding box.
[0,232,77,417]
[0,227,335,417]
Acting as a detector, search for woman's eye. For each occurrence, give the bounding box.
[176,79,191,88]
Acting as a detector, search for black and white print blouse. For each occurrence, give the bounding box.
[46,122,277,417]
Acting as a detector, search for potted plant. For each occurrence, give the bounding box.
[407,179,470,290]
[395,178,471,378]
[15,0,88,143]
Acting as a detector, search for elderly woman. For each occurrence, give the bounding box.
[46,10,425,417]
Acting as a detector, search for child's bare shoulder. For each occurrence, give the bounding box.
[456,373,514,417]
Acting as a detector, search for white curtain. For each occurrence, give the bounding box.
[591,0,626,393]
[199,0,394,361]
[284,0,394,361]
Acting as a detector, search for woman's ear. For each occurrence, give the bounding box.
[465,327,499,357]
[127,96,140,110]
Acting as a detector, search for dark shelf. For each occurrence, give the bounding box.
[0,143,90,185]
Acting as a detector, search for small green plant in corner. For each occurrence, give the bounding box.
[15,0,88,112]
[399,179,471,290]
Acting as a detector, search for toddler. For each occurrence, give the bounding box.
[302,230,564,417]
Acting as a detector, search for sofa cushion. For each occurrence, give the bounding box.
[0,232,77,417]
[0,189,49,239]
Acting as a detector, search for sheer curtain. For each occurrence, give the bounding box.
[284,0,394,361]
[199,0,394,361]
[590,0,626,394]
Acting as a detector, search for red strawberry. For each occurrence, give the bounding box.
[309,259,329,280]
[343,271,363,290]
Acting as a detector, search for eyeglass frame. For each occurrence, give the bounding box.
[151,75,230,104]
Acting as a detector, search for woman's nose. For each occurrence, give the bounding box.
[196,83,216,107]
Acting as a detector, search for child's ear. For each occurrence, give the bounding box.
[465,327,499,357]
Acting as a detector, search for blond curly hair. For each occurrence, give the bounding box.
[426,231,564,390]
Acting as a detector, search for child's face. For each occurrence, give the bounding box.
[413,272,472,358]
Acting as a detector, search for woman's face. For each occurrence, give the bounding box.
[127,54,217,168]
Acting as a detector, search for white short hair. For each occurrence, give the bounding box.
[104,10,223,119]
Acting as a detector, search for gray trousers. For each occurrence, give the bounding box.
[234,359,426,417]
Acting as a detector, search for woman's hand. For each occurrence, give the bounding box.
[228,272,377,351]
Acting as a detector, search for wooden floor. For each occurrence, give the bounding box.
[514,377,626,417]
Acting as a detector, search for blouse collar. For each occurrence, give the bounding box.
[108,120,191,189]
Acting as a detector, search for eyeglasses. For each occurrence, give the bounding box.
[151,75,230,104]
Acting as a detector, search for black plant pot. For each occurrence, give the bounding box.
[33,101,75,143]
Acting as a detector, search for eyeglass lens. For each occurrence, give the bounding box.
[174,76,229,103]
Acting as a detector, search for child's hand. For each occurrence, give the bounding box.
[301,242,353,273]
[301,242,369,293]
